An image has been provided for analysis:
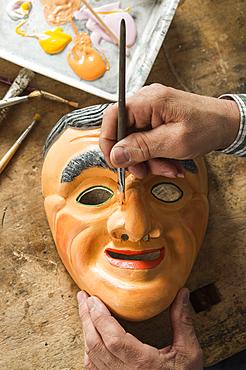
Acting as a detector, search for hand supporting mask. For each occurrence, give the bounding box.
[42,104,209,321]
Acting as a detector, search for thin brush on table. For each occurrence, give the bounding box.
[0,90,79,109]
[0,114,41,175]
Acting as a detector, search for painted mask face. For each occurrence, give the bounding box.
[42,104,209,321]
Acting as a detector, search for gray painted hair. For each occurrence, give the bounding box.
[44,103,110,155]
[61,149,116,183]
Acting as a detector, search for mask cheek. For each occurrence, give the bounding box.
[181,194,209,252]
[55,218,100,291]
[44,195,66,235]
[54,210,89,268]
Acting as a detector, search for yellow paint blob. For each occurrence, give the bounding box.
[39,27,72,54]
[67,32,109,81]
[6,0,32,20]
[21,2,31,12]
[15,21,72,55]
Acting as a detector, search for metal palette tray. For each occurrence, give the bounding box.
[0,0,180,100]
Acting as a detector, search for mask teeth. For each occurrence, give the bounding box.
[108,250,160,261]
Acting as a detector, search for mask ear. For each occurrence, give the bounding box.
[44,195,66,235]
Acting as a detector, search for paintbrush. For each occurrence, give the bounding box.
[117,19,127,202]
[81,0,119,45]
[0,113,41,175]
[0,90,79,109]
[0,68,34,124]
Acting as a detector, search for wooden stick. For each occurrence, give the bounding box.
[117,19,126,199]
[118,19,127,142]
[0,114,41,175]
[0,90,79,109]
[39,91,79,108]
[81,0,119,45]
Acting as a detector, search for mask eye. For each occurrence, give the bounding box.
[151,183,183,203]
[76,186,114,206]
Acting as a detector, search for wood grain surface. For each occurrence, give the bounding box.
[0,0,245,369]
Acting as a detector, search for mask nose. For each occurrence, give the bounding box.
[107,187,161,243]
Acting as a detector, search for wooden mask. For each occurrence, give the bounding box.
[42,104,209,321]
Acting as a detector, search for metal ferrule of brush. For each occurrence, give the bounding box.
[117,168,125,193]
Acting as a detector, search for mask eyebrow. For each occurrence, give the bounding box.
[181,160,198,174]
[61,149,116,183]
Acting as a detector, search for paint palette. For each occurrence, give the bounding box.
[0,0,180,100]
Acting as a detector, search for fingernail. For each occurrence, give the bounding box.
[111,146,130,165]
[162,172,177,178]
[177,173,185,178]
[182,289,190,305]
[166,348,177,359]
[87,296,107,313]
[77,291,87,306]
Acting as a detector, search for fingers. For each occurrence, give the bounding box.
[99,102,152,167]
[148,159,184,178]
[128,159,184,179]
[128,163,148,179]
[100,85,167,166]
[157,289,203,369]
[108,123,186,168]
[170,288,201,354]
[78,291,202,370]
[77,292,123,370]
[78,291,108,370]
[100,85,188,169]
[87,296,162,369]
[100,85,233,171]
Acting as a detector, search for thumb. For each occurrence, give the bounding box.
[170,288,200,351]
[109,125,179,167]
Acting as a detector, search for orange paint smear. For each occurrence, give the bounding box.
[67,32,109,81]
[41,1,110,80]
[42,0,81,25]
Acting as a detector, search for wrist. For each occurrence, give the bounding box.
[218,98,240,150]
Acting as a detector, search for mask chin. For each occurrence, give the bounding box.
[100,282,177,321]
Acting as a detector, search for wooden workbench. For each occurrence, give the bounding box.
[0,0,245,369]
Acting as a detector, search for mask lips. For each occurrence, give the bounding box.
[105,247,165,269]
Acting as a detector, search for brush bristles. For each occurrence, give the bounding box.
[68,101,79,108]
[33,113,41,121]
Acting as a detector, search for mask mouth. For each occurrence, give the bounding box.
[105,248,165,269]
